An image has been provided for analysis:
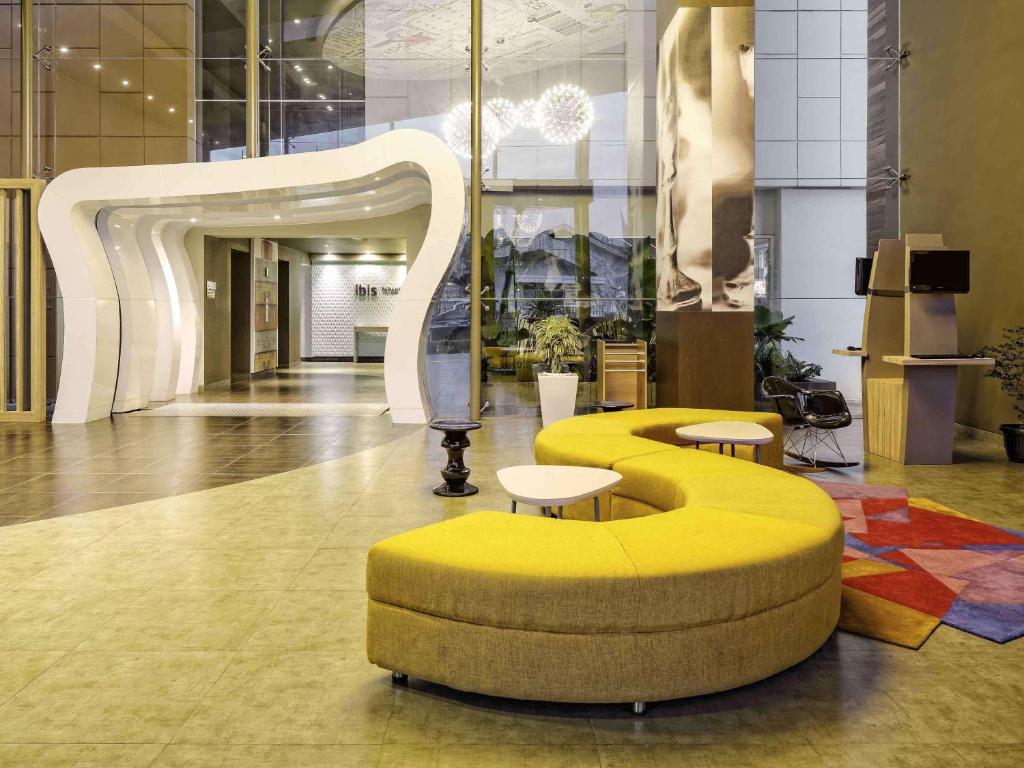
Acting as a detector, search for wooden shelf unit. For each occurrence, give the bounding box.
[596,340,648,410]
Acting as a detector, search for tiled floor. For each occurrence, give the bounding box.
[0,385,1021,765]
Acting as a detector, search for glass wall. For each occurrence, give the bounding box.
[475,1,658,416]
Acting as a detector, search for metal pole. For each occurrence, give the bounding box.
[468,0,483,420]
[245,0,260,158]
[21,0,33,178]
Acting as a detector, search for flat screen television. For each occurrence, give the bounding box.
[908,250,970,293]
[854,256,873,296]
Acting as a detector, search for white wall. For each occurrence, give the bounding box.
[755,0,867,187]
[310,260,407,358]
[777,187,865,398]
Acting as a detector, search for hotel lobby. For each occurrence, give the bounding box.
[0,1,1022,766]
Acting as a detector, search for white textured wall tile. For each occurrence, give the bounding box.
[755,59,798,140]
[756,141,799,179]
[798,12,841,58]
[798,97,841,140]
[840,58,867,141]
[841,11,868,56]
[799,0,840,9]
[756,11,798,54]
[840,140,867,178]
[798,141,841,178]
[310,263,406,358]
[757,0,798,10]
[798,59,841,97]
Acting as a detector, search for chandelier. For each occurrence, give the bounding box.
[442,101,501,159]
[537,83,594,144]
[495,207,543,251]
[442,85,593,158]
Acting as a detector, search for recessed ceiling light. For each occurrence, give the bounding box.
[188,118,193,124]
[317,94,325,100]
[327,64,334,70]
[147,94,154,101]
[92,63,101,70]
[293,18,300,24]
[368,190,376,195]
[326,106,334,111]
[363,206,371,211]
[122,79,130,86]
[59,46,68,53]
[113,224,121,229]
[303,78,311,84]
[189,217,197,223]
[168,106,176,113]
[273,214,282,220]
[373,176,381,181]
[294,65,302,71]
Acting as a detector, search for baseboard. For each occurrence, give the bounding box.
[954,423,1002,445]
[302,356,384,363]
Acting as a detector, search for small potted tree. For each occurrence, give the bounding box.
[978,325,1024,462]
[531,315,585,427]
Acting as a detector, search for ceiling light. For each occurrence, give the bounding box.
[147,94,154,101]
[368,190,376,195]
[537,84,594,144]
[374,176,381,181]
[293,18,300,24]
[92,63,101,70]
[326,106,334,111]
[443,101,500,159]
[58,46,68,53]
[188,118,194,124]
[317,94,325,100]
[122,79,130,86]
[486,97,519,138]
[189,217,197,223]
[273,214,282,220]
[294,65,303,71]
[168,106,176,113]
[303,77,311,84]
[327,64,334,70]
[363,206,371,211]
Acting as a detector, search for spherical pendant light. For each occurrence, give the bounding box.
[537,84,594,144]
[485,97,519,137]
[443,101,501,159]
[515,99,541,129]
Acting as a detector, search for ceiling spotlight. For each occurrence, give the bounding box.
[363,206,371,211]
[317,94,325,100]
[294,65,303,71]
[92,63,101,70]
[168,106,176,113]
[303,77,311,84]
[327,64,334,70]
[122,80,130,86]
[326,105,334,111]
[189,217,197,223]
[147,94,154,101]
[367,190,376,195]
[188,118,194,124]
[293,18,300,24]
[58,46,68,53]
[273,214,282,220]
[374,176,381,181]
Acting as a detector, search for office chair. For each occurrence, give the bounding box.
[762,376,858,468]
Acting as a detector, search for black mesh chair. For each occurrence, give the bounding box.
[762,376,857,467]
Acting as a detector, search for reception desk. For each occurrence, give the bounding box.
[840,236,993,465]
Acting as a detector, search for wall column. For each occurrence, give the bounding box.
[245,0,260,158]
[468,0,482,420]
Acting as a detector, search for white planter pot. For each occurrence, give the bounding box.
[538,372,579,427]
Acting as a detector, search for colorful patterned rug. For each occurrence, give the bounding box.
[815,481,1024,649]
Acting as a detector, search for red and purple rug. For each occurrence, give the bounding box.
[814,481,1024,648]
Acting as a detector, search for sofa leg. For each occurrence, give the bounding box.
[631,701,647,715]
[391,671,408,684]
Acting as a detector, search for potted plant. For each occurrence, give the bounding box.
[531,315,585,427]
[754,306,825,395]
[978,325,1024,462]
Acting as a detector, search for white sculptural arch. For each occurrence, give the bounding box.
[38,129,465,423]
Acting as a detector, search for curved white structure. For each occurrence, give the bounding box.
[38,129,465,424]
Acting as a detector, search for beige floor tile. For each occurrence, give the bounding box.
[598,743,824,768]
[0,651,232,743]
[244,590,366,651]
[0,743,165,767]
[0,589,146,650]
[812,743,976,768]
[289,549,367,590]
[0,651,66,706]
[150,548,316,590]
[19,546,196,590]
[322,517,428,550]
[0,548,71,588]
[173,651,392,745]
[153,744,381,767]
[78,589,282,651]
[379,744,603,767]
[206,515,336,550]
[383,686,595,745]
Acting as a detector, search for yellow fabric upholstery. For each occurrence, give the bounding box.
[366,407,842,704]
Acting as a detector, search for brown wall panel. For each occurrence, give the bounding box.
[900,0,1024,432]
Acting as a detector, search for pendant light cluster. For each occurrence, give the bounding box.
[443,84,595,159]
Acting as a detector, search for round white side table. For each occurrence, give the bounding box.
[675,421,774,464]
[496,465,622,522]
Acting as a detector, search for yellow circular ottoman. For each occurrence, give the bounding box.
[366,409,843,707]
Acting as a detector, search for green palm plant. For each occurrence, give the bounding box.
[531,315,584,374]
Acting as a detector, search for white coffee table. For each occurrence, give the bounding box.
[675,421,774,464]
[496,465,622,522]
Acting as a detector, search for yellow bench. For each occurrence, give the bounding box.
[366,408,842,707]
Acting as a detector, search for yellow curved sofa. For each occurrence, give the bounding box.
[366,408,843,706]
